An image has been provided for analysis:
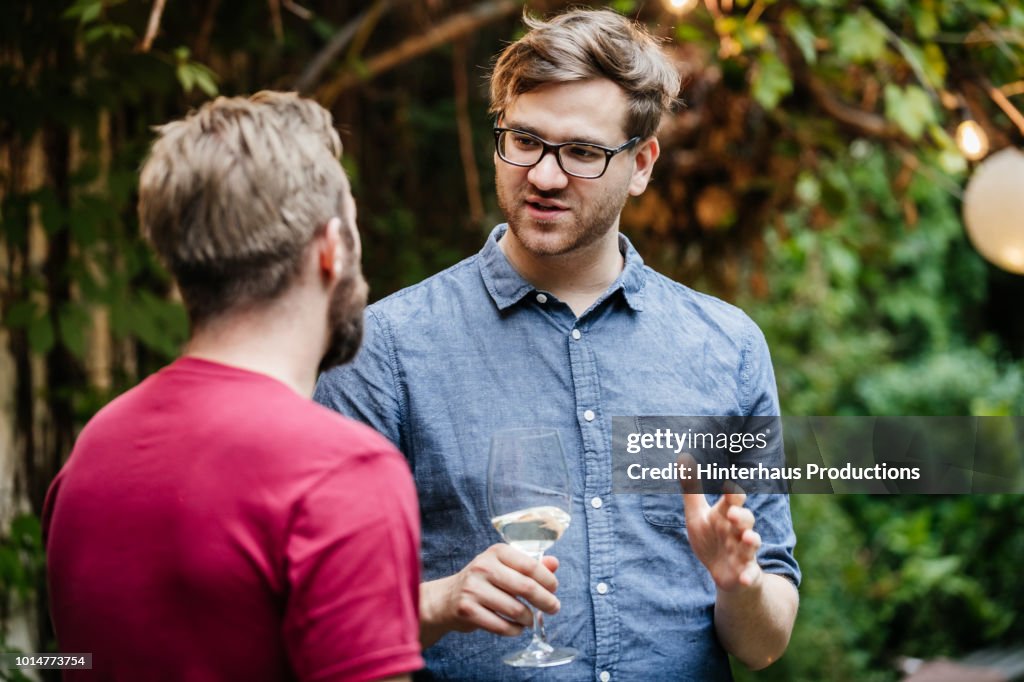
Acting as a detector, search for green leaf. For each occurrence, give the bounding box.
[912,1,940,39]
[4,300,36,328]
[921,44,948,88]
[35,187,64,236]
[83,23,135,44]
[58,303,91,361]
[884,84,937,140]
[28,312,55,355]
[310,18,335,42]
[835,10,888,63]
[751,52,793,110]
[715,16,742,37]
[783,10,817,64]
[676,24,704,43]
[80,0,102,25]
[176,64,196,93]
[62,0,101,23]
[191,65,219,97]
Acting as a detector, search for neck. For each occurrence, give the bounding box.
[184,292,326,397]
[500,225,624,317]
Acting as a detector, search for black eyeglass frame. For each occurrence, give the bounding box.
[493,127,642,179]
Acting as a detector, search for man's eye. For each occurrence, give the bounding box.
[566,145,601,160]
[512,134,540,148]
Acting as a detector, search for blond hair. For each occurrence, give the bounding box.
[489,9,681,139]
[139,91,347,327]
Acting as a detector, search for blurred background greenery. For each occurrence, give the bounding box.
[1,0,1022,679]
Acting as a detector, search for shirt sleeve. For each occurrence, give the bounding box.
[283,450,423,682]
[314,309,405,453]
[741,319,802,587]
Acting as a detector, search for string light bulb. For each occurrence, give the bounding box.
[667,0,699,13]
[955,119,989,161]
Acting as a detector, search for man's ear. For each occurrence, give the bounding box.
[317,217,344,280]
[628,137,661,196]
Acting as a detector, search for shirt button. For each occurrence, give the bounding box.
[583,409,595,422]
[535,293,548,304]
[590,496,603,509]
[599,672,611,682]
[596,582,609,595]
[571,329,582,340]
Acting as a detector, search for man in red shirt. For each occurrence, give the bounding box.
[43,91,423,682]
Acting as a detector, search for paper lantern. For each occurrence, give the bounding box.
[962,147,1024,274]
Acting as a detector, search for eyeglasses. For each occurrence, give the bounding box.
[493,127,641,179]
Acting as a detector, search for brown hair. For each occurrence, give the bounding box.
[489,8,681,139]
[138,91,348,328]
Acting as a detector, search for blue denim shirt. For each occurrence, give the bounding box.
[315,225,800,681]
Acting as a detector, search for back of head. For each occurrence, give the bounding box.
[139,91,347,328]
[489,8,681,139]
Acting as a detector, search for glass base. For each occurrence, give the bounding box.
[502,645,578,668]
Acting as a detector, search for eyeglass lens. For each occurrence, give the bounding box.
[497,130,608,178]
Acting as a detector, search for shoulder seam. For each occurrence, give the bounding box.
[370,254,481,307]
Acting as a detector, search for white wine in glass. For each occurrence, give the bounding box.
[488,428,578,668]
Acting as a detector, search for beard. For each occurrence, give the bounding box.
[317,267,369,374]
[496,172,631,257]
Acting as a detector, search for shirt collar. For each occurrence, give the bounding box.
[478,224,646,312]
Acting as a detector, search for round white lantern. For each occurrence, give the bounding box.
[962,147,1024,274]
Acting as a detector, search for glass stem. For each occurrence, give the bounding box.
[526,551,552,655]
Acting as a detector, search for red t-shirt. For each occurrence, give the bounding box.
[43,357,423,681]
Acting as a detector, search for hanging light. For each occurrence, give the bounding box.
[955,119,990,161]
[666,0,699,13]
[962,147,1024,274]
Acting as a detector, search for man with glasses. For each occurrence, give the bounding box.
[316,8,799,680]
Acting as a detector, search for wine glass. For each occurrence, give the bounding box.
[487,427,578,668]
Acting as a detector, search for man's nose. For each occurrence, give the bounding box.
[527,150,569,191]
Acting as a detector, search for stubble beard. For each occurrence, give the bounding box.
[496,172,631,257]
[317,268,369,374]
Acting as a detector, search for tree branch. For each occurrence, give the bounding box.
[137,0,167,53]
[294,0,394,94]
[269,0,283,43]
[983,77,1024,136]
[193,0,222,62]
[316,0,521,107]
[283,0,312,20]
[453,39,484,228]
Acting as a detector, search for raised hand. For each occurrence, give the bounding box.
[678,456,762,592]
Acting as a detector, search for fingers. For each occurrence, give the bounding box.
[726,504,755,533]
[678,454,709,520]
[453,597,526,636]
[446,544,562,637]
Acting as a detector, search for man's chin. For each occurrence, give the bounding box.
[508,219,577,257]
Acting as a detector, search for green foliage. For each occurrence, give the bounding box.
[173,48,218,97]
[737,495,1024,681]
[834,10,888,64]
[752,52,793,110]
[884,85,938,140]
[0,515,43,605]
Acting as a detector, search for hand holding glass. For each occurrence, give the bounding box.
[488,428,578,667]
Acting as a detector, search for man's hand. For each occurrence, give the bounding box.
[679,456,762,592]
[677,455,798,669]
[419,543,560,648]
